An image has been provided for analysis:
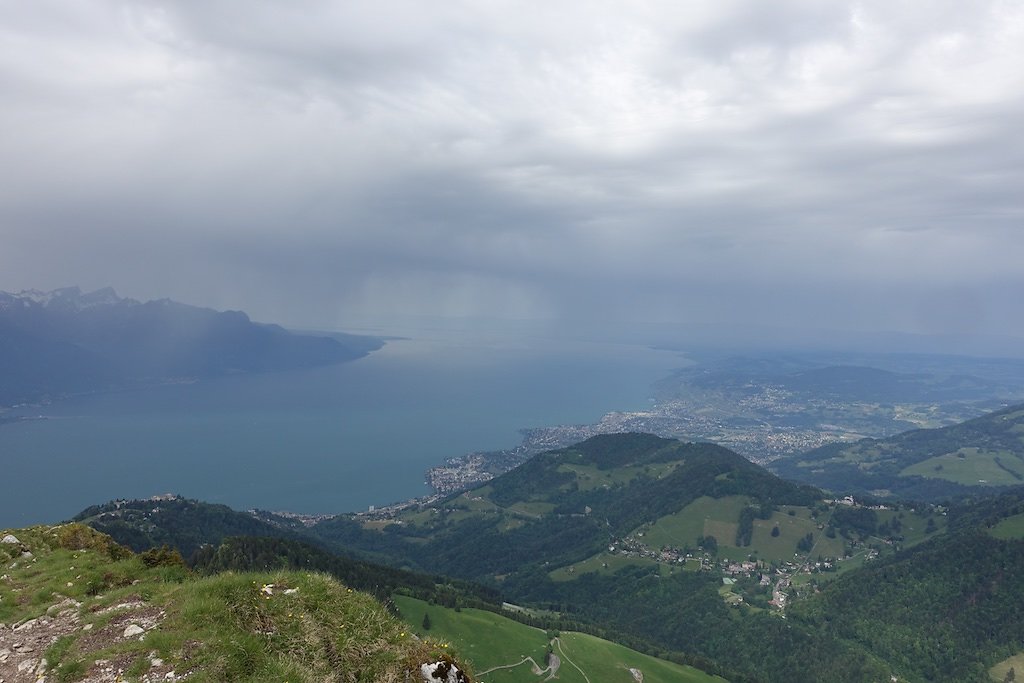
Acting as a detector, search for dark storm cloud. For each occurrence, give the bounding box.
[1,0,1022,342]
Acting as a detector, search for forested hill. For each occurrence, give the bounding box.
[309,433,823,581]
[0,286,382,405]
[73,496,502,614]
[74,496,310,558]
[773,403,1024,500]
[784,488,1024,682]
[487,433,820,510]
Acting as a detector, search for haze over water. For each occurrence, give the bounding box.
[0,328,684,527]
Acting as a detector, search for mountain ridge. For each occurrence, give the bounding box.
[0,286,383,406]
[307,434,824,583]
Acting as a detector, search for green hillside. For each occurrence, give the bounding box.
[0,524,468,682]
[307,434,955,682]
[310,434,822,582]
[773,403,1024,500]
[393,595,726,683]
[548,496,944,584]
[63,433,1024,683]
[787,493,1024,682]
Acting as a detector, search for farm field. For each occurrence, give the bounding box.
[900,448,1024,486]
[548,552,676,581]
[640,496,847,563]
[548,496,944,589]
[989,652,1024,682]
[642,496,748,549]
[989,512,1024,540]
[738,506,844,562]
[873,507,945,546]
[556,461,678,491]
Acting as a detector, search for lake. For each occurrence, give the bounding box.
[0,329,685,527]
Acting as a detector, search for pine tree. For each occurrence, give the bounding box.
[422,612,432,630]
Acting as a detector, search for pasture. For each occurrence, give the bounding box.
[393,595,726,683]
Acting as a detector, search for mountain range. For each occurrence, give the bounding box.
[0,287,381,406]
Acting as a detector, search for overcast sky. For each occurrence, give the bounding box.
[1,1,1022,347]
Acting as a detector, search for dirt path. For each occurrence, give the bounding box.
[475,637,588,682]
[545,652,561,680]
[475,656,548,678]
[0,596,176,683]
[554,637,591,683]
[0,599,81,682]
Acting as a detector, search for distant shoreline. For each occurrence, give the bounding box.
[0,330,386,416]
[0,414,49,427]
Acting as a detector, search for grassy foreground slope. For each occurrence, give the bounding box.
[0,524,468,682]
[393,595,725,683]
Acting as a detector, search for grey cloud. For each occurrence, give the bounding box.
[1,0,1023,344]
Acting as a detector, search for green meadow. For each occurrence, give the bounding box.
[641,496,846,562]
[393,595,726,683]
[990,652,1024,682]
[989,512,1024,540]
[548,552,676,581]
[901,448,1024,486]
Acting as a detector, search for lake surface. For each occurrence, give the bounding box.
[0,331,684,527]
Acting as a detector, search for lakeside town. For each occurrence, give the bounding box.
[424,382,996,495]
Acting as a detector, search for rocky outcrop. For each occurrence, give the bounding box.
[421,657,471,683]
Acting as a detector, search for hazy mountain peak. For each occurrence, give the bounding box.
[0,286,383,406]
[2,286,128,310]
